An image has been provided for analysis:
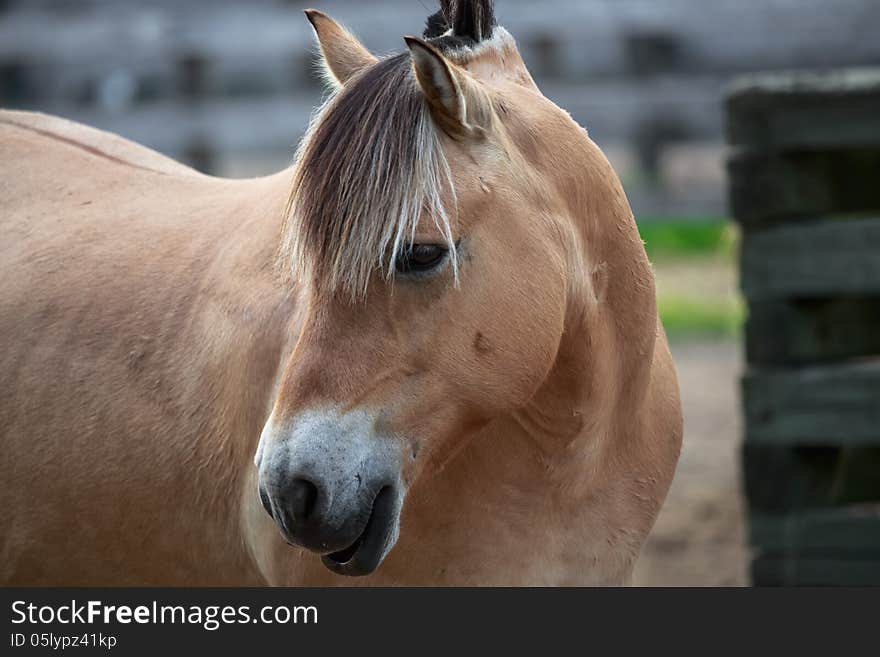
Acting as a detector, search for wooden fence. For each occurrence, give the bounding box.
[4,0,880,216]
[727,69,880,585]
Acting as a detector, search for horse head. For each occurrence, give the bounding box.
[255,0,663,578]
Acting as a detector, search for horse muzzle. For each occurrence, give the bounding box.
[255,409,405,577]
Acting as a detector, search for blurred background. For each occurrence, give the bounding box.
[3,0,879,586]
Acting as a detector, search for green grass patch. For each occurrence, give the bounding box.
[638,218,735,259]
[636,218,743,337]
[659,295,744,339]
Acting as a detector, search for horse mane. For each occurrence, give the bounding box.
[426,1,496,47]
[281,0,498,298]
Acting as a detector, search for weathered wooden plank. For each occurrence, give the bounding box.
[7,76,725,146]
[7,1,880,87]
[750,507,880,553]
[751,507,880,584]
[740,218,880,301]
[752,555,880,586]
[746,297,880,366]
[743,361,880,445]
[744,445,880,512]
[728,148,880,227]
[42,95,316,163]
[726,69,880,150]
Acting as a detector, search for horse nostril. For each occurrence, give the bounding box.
[259,485,273,519]
[286,477,319,523]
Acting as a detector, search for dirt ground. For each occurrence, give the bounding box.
[632,339,749,586]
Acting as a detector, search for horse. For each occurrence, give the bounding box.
[0,0,682,586]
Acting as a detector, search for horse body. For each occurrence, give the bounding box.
[0,112,297,584]
[0,2,681,586]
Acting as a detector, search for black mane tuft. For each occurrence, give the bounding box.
[422,1,497,50]
[423,10,449,39]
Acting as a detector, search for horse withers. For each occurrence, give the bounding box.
[0,1,681,585]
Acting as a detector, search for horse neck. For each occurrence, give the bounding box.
[500,141,659,490]
[187,171,301,524]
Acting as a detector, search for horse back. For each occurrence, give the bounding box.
[0,110,202,179]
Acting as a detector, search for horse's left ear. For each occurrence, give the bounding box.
[305,9,378,87]
[404,36,494,138]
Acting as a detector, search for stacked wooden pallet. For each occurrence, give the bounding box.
[726,69,880,585]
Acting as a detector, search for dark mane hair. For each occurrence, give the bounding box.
[424,1,497,50]
[282,1,499,297]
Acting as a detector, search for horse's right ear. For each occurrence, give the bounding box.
[304,9,377,87]
[404,36,493,138]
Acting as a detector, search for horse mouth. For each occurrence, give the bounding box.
[321,486,397,577]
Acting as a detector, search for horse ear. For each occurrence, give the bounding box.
[304,9,377,87]
[404,36,493,138]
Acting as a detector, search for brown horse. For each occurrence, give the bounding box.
[0,1,681,585]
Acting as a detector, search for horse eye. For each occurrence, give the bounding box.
[395,244,448,275]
